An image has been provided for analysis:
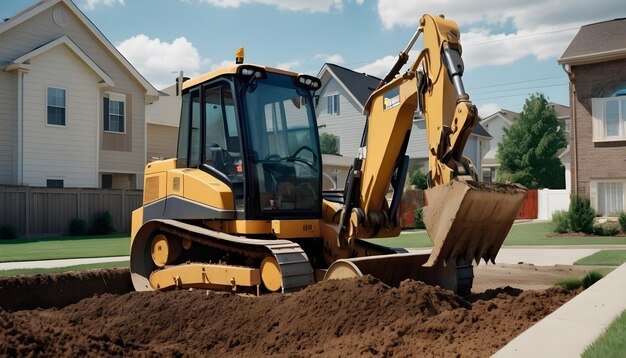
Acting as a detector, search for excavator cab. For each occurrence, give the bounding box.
[176,67,323,221]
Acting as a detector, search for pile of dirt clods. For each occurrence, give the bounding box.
[0,270,574,357]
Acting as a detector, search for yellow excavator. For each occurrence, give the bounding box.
[130,14,526,295]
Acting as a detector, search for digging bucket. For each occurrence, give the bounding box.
[422,180,527,267]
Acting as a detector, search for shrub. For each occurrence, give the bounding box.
[68,218,87,236]
[414,207,426,229]
[555,276,582,290]
[602,224,620,237]
[0,225,18,240]
[619,211,626,233]
[409,169,428,190]
[551,210,569,233]
[582,271,604,289]
[568,196,596,234]
[90,211,115,235]
[592,223,620,237]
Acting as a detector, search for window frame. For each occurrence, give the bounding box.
[326,94,340,115]
[104,92,126,134]
[46,86,67,127]
[592,96,626,142]
[46,179,64,188]
[590,180,626,217]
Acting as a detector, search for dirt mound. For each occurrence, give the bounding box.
[0,271,575,357]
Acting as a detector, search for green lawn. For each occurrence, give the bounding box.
[574,250,626,266]
[583,309,626,358]
[0,261,130,277]
[0,234,130,263]
[3,221,626,264]
[368,222,626,248]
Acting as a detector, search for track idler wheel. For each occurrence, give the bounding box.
[150,233,182,267]
[260,257,282,292]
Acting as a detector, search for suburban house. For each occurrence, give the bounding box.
[145,83,180,162]
[0,0,158,190]
[480,109,518,183]
[480,104,571,188]
[559,17,626,217]
[316,63,492,188]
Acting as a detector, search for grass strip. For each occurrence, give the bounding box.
[0,261,130,277]
[0,234,130,263]
[583,309,626,358]
[574,250,626,266]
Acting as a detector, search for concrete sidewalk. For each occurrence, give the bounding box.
[494,262,626,357]
[0,256,129,270]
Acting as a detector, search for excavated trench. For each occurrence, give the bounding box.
[0,269,575,357]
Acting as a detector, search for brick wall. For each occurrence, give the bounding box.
[570,58,626,198]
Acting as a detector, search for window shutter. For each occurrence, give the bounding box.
[335,95,340,115]
[591,98,603,141]
[103,97,109,131]
[119,101,125,132]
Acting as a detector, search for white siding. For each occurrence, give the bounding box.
[21,44,99,187]
[0,70,17,184]
[481,115,509,164]
[316,79,364,158]
[1,3,149,186]
[147,123,178,161]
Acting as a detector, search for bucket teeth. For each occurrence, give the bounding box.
[422,180,526,267]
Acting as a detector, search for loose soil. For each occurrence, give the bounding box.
[0,265,580,357]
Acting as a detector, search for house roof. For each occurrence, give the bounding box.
[480,109,518,126]
[8,36,114,86]
[472,122,491,138]
[559,18,626,66]
[548,102,570,118]
[0,0,158,97]
[318,63,381,110]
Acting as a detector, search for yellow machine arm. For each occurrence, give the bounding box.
[338,15,474,242]
[336,15,526,267]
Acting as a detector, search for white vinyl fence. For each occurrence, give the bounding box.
[537,189,570,220]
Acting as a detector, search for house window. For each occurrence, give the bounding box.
[327,94,339,115]
[597,182,624,216]
[104,93,126,133]
[591,87,626,141]
[46,179,64,188]
[102,174,113,189]
[47,87,66,126]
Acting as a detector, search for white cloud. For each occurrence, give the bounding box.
[372,0,626,69]
[477,103,501,118]
[192,0,344,12]
[314,53,345,65]
[276,60,301,71]
[82,0,125,10]
[116,35,214,89]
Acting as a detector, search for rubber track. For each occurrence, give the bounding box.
[155,219,314,293]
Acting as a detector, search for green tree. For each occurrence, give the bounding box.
[319,132,339,154]
[496,93,567,189]
[408,169,428,189]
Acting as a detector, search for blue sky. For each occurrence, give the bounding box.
[2,0,626,115]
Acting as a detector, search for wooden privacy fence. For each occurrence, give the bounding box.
[0,186,143,237]
[517,189,538,219]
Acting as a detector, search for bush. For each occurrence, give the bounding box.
[409,169,428,190]
[89,211,115,235]
[592,223,620,237]
[619,211,626,233]
[582,271,604,289]
[0,225,18,240]
[551,210,569,233]
[68,218,87,236]
[414,207,426,229]
[555,276,582,290]
[568,196,596,234]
